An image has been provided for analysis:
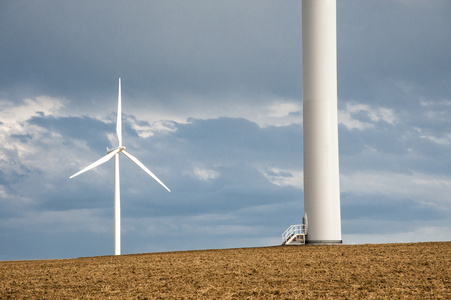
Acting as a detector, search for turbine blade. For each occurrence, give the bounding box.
[116,78,122,146]
[69,148,121,179]
[122,150,171,192]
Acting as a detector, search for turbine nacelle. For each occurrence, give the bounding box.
[107,146,125,154]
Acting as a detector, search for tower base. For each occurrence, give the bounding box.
[305,240,342,245]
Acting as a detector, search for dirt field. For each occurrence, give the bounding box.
[1,242,450,299]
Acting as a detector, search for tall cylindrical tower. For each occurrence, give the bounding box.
[302,0,342,244]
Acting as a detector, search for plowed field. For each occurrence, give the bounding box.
[1,242,450,299]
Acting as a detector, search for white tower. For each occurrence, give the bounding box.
[302,0,342,244]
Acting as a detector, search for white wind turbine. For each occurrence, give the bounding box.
[70,78,170,255]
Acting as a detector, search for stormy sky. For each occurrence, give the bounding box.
[1,0,450,260]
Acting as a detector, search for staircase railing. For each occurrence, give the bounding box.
[282,224,305,244]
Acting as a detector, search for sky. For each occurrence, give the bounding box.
[1,0,450,260]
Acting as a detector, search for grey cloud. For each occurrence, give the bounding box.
[342,194,449,224]
[10,134,33,143]
[173,117,302,167]
[0,1,302,104]
[28,115,113,149]
[1,113,303,259]
[338,0,451,102]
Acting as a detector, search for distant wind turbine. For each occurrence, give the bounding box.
[70,78,170,255]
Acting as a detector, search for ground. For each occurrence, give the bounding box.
[1,242,450,299]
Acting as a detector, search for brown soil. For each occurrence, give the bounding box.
[1,242,450,299]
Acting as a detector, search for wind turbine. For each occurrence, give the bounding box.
[70,78,170,255]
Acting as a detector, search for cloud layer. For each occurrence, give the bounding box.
[1,0,450,260]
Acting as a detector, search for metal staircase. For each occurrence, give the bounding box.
[282,224,306,245]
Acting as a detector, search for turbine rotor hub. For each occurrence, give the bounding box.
[107,146,126,154]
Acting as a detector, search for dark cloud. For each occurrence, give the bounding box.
[28,115,113,150]
[338,0,451,102]
[173,117,302,166]
[0,1,302,104]
[342,194,449,224]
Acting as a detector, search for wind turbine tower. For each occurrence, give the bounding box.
[70,78,171,255]
[302,0,342,244]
